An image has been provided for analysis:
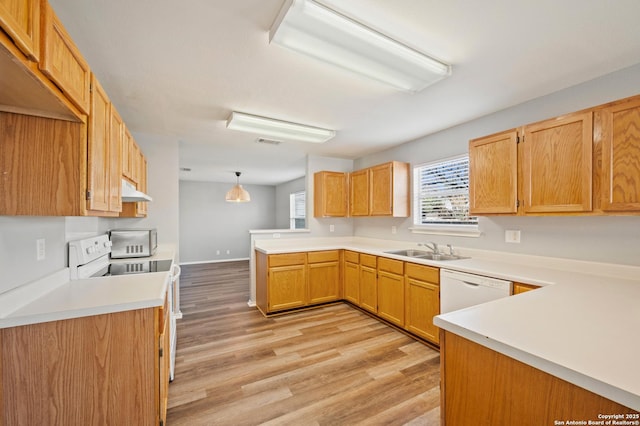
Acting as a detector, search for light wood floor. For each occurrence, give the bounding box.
[167,261,441,425]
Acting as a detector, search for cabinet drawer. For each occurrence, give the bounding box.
[378,257,404,275]
[405,263,439,284]
[268,252,306,267]
[307,250,340,264]
[360,253,377,268]
[344,250,359,263]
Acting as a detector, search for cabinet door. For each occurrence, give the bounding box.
[377,270,404,327]
[314,171,347,217]
[600,97,640,211]
[343,261,359,304]
[40,2,90,114]
[359,265,377,314]
[268,265,306,312]
[87,75,111,213]
[522,112,593,213]
[370,162,393,215]
[122,127,133,180]
[308,261,340,304]
[469,130,518,214]
[109,105,123,213]
[349,168,370,216]
[0,0,40,60]
[405,277,440,344]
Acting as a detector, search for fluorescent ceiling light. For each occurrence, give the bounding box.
[270,0,451,93]
[226,111,335,143]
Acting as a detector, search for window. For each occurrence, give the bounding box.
[413,155,478,230]
[289,191,306,229]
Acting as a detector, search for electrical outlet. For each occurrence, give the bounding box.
[226,249,230,254]
[329,224,335,232]
[216,250,220,255]
[505,230,521,243]
[37,238,46,260]
[391,226,397,234]
[273,233,281,238]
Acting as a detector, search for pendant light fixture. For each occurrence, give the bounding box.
[225,172,251,203]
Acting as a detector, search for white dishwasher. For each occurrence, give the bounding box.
[440,269,512,314]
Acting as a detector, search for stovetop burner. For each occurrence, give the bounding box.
[92,259,173,277]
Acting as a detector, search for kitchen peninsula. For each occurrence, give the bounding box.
[253,236,640,418]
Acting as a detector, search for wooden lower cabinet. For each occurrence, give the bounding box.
[0,296,170,425]
[308,250,341,304]
[256,250,342,314]
[377,257,405,327]
[359,254,378,314]
[343,251,360,304]
[405,263,440,344]
[440,331,638,425]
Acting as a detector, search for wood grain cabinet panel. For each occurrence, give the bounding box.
[108,103,123,212]
[0,300,170,425]
[600,97,640,211]
[343,257,359,304]
[370,161,410,217]
[87,74,116,214]
[522,111,593,213]
[349,168,370,216]
[40,1,90,114]
[469,129,518,214]
[314,171,348,217]
[268,264,307,312]
[441,332,638,425]
[0,0,40,60]
[359,254,377,314]
[308,260,340,304]
[377,258,405,325]
[405,263,440,344]
[0,111,87,215]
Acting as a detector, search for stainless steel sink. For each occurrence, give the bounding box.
[384,249,468,261]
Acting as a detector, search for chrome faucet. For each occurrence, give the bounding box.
[419,242,439,254]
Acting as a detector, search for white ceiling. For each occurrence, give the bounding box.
[49,0,640,185]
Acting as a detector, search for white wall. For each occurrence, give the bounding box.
[179,181,276,263]
[275,176,306,229]
[352,63,640,266]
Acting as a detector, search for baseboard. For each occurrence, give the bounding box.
[179,258,249,266]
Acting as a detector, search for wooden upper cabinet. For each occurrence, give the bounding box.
[349,161,410,217]
[600,97,640,212]
[40,1,91,114]
[109,104,123,212]
[0,0,40,60]
[121,126,133,179]
[87,74,113,214]
[137,154,148,216]
[522,111,593,213]
[349,168,370,216]
[314,171,347,217]
[370,161,409,217]
[469,129,518,215]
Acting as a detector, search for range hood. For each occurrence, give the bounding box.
[121,179,152,202]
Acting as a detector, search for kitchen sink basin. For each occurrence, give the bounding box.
[384,249,468,261]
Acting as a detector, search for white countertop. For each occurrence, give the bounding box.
[0,245,176,329]
[254,236,640,411]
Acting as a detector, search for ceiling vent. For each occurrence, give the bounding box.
[256,137,282,146]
